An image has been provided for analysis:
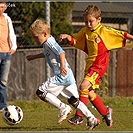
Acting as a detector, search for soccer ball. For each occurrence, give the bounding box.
[2,105,23,125]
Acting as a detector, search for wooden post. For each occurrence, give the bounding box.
[110,50,117,97]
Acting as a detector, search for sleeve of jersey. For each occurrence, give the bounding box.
[68,28,86,51]
[102,27,127,50]
[51,43,65,56]
[46,37,65,55]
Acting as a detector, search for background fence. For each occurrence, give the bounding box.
[4,1,133,101]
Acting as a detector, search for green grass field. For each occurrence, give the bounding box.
[0,96,133,132]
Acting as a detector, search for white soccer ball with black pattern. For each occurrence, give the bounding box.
[2,105,23,125]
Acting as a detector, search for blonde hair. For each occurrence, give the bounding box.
[30,18,50,35]
[83,5,101,19]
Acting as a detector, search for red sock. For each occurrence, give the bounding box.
[91,94,108,116]
[75,96,88,118]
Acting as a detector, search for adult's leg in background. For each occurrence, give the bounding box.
[0,53,11,109]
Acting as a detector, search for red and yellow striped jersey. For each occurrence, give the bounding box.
[69,23,127,77]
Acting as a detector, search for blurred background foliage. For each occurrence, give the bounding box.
[6,2,74,46]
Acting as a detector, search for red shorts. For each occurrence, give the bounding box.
[84,70,101,89]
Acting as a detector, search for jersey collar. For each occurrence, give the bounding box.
[91,23,102,32]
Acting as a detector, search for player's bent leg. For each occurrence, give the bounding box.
[36,89,48,102]
[67,88,89,125]
[76,88,89,116]
[36,88,72,124]
[68,96,79,109]
[67,97,82,126]
[60,83,79,99]
[68,96,100,129]
[76,83,90,116]
[89,92,113,127]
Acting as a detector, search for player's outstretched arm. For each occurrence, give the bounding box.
[126,33,133,41]
[26,53,44,61]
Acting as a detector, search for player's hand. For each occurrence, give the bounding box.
[26,55,35,61]
[8,49,16,55]
[60,68,67,77]
[57,34,68,42]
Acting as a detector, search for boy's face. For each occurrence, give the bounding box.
[31,32,47,45]
[84,15,101,30]
[0,3,7,15]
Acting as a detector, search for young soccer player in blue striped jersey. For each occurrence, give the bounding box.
[26,18,100,130]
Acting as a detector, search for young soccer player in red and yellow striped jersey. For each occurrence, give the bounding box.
[58,5,133,127]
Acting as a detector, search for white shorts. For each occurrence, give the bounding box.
[38,77,79,99]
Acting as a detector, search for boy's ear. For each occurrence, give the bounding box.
[98,17,101,22]
[43,32,47,37]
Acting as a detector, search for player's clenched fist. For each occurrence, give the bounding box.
[58,34,71,42]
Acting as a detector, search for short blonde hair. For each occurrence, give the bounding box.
[30,18,50,35]
[83,5,101,19]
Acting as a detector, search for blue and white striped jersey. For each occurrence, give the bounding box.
[42,35,75,86]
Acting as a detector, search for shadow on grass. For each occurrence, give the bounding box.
[0,126,23,130]
[0,126,73,131]
[45,127,71,131]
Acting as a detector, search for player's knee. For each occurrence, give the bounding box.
[36,89,47,102]
[80,84,86,90]
[68,96,79,109]
[88,90,96,100]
